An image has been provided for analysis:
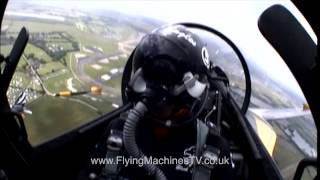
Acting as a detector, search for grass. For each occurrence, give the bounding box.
[16,58,28,71]
[106,75,122,92]
[22,43,53,65]
[65,52,87,91]
[37,61,66,75]
[0,45,12,56]
[2,39,52,63]
[24,95,104,145]
[65,53,73,67]
[1,43,52,72]
[43,71,72,92]
[3,16,137,146]
[10,71,31,87]
[5,19,74,33]
[110,25,136,41]
[71,78,85,91]
[77,94,119,114]
[3,18,126,54]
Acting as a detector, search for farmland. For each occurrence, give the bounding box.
[1,6,160,144]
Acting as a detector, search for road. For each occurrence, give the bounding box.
[72,34,143,98]
[76,52,121,96]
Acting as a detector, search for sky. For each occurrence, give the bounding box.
[6,0,318,100]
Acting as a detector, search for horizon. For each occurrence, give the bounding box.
[4,0,318,102]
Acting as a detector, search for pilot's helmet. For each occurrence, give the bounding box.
[128,24,212,126]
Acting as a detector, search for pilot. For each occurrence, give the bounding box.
[90,25,234,180]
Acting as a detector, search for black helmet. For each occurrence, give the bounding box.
[133,25,211,85]
[126,24,212,126]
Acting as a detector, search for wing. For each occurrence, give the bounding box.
[249,108,311,120]
[246,107,311,157]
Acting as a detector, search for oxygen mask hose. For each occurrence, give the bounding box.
[123,101,167,180]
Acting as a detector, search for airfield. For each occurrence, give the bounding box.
[1,6,159,144]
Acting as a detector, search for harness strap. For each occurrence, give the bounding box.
[103,130,123,179]
[192,120,212,180]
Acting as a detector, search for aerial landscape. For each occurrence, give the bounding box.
[1,1,163,145]
[0,1,317,179]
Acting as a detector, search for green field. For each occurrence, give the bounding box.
[3,18,118,53]
[0,45,12,56]
[24,43,53,62]
[25,95,108,145]
[0,43,54,73]
[107,75,122,92]
[38,61,66,75]
[65,53,87,91]
[43,70,71,92]
[2,14,143,145]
